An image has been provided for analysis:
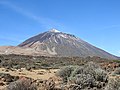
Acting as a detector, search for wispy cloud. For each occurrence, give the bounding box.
[0,1,64,30]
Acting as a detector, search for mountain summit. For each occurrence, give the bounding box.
[49,29,60,32]
[18,29,118,59]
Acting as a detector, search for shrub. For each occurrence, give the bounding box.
[56,65,77,83]
[71,62,108,82]
[94,68,108,82]
[45,78,55,90]
[113,60,120,63]
[13,65,21,69]
[105,78,120,90]
[26,66,31,71]
[69,74,95,89]
[41,63,50,67]
[70,66,84,77]
[69,84,82,90]
[69,69,107,89]
[57,62,108,89]
[112,67,120,75]
[84,62,100,69]
[6,78,37,90]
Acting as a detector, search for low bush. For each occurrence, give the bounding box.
[94,68,108,82]
[105,78,120,90]
[41,63,50,67]
[45,78,55,90]
[6,78,37,90]
[56,65,77,83]
[13,65,21,69]
[112,67,120,75]
[26,66,31,71]
[113,60,120,63]
[69,74,95,89]
[57,62,108,89]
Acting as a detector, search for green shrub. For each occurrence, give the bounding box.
[84,62,100,69]
[69,74,95,89]
[71,62,108,82]
[113,60,120,63]
[57,62,108,89]
[13,65,21,69]
[56,65,77,83]
[105,78,120,90]
[70,66,84,77]
[41,63,50,67]
[94,68,108,82]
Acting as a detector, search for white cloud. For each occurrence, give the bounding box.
[0,1,65,30]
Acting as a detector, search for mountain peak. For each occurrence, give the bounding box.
[49,29,60,33]
[18,29,118,59]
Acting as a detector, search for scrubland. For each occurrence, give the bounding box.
[0,54,120,90]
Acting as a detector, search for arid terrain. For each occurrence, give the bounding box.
[0,68,59,90]
[0,31,119,90]
[0,0,120,89]
[0,54,120,90]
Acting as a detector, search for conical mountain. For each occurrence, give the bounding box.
[18,29,118,59]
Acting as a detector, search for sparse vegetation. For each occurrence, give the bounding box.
[112,67,120,75]
[57,62,108,89]
[56,65,77,83]
[0,54,120,90]
[26,66,32,71]
[105,78,120,90]
[113,60,120,63]
[6,78,37,90]
[0,54,110,70]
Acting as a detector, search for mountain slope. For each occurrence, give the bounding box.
[18,29,118,59]
[0,46,50,56]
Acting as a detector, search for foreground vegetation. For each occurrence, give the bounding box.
[0,54,120,90]
[57,62,120,90]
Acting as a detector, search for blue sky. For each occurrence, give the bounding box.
[0,0,120,56]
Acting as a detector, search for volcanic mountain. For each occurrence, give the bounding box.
[18,29,118,59]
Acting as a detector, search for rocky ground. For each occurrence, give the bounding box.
[0,62,120,90]
[0,54,120,90]
[0,68,61,90]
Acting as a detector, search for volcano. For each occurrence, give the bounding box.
[17,29,118,59]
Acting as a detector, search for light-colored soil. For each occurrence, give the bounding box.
[0,68,59,80]
[0,46,50,56]
[0,68,59,90]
